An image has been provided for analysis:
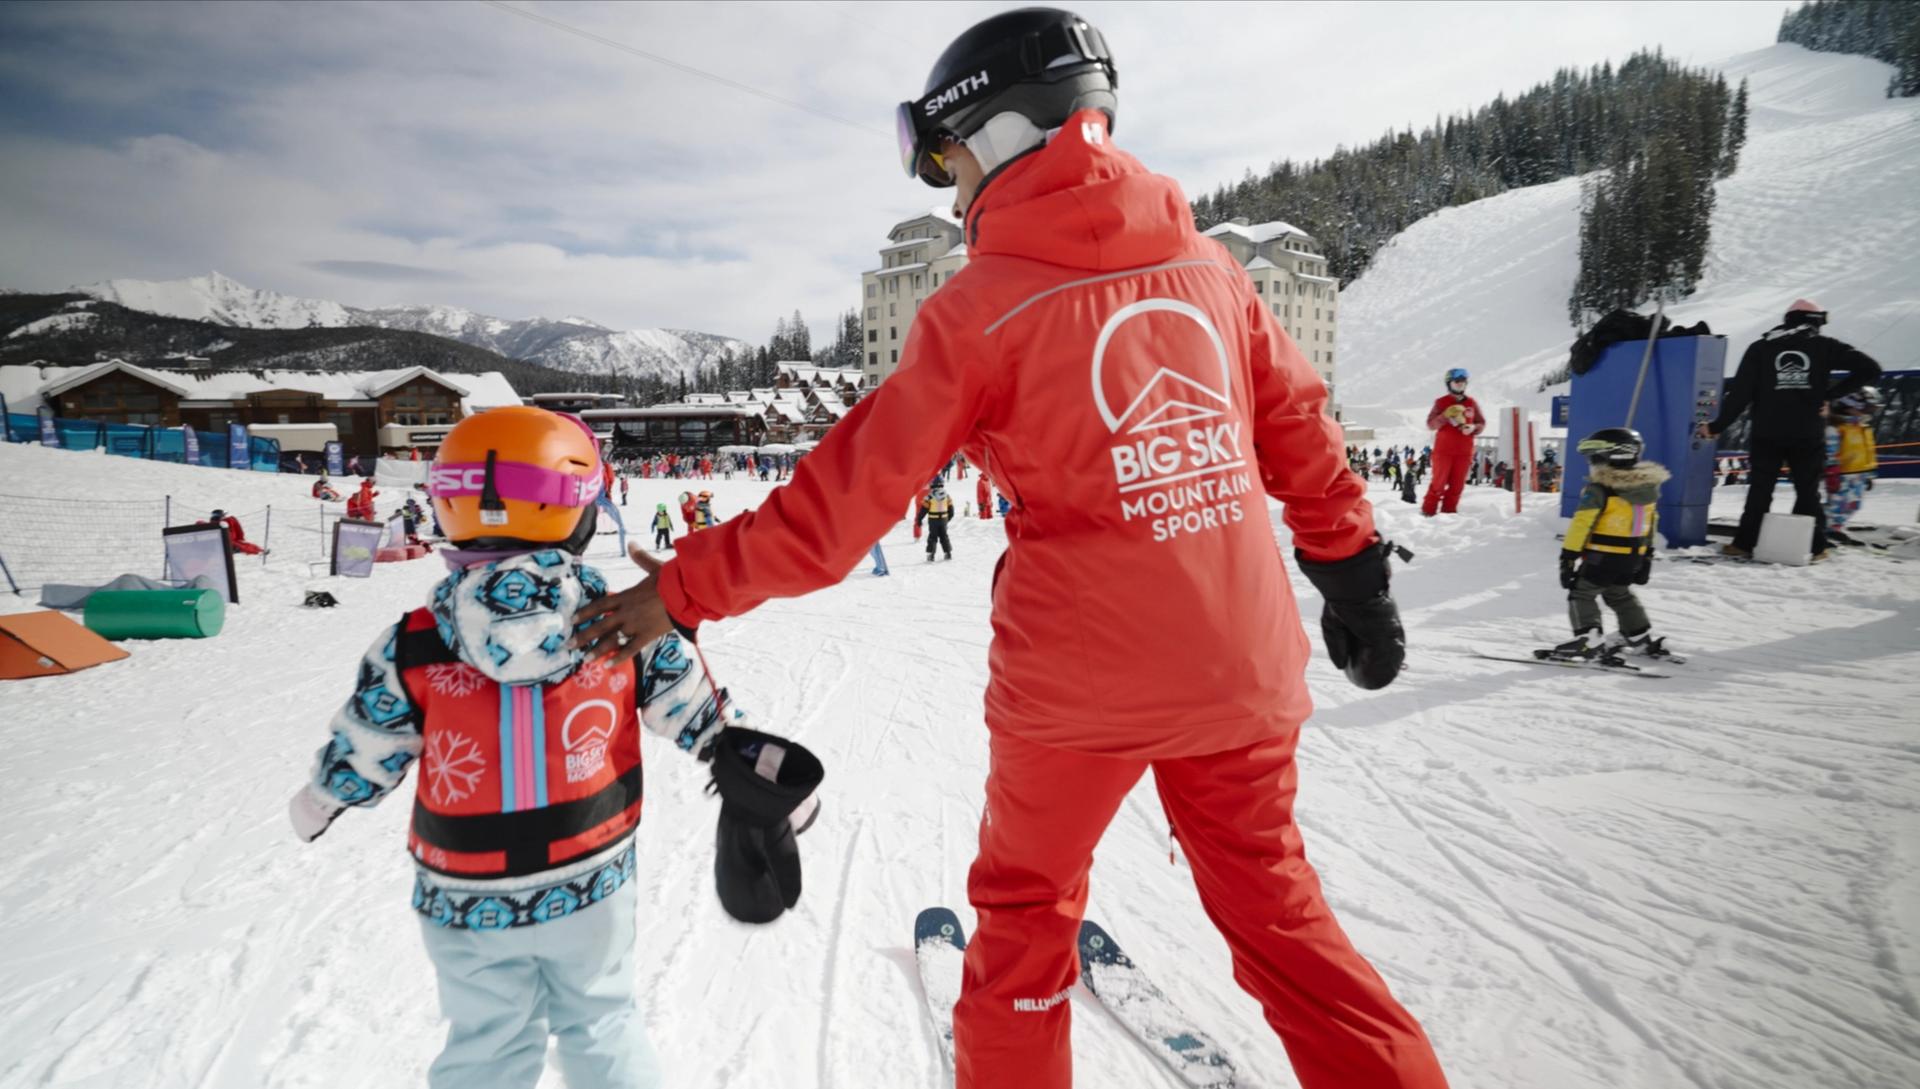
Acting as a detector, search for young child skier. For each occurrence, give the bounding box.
[286,406,823,1088]
[921,477,955,561]
[1553,427,1673,661]
[1824,387,1880,542]
[1421,367,1482,515]
[652,502,675,550]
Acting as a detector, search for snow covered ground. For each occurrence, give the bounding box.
[2,439,1917,1089]
[1337,43,1920,444]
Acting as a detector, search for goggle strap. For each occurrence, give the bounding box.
[480,450,505,513]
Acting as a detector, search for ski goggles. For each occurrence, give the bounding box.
[427,457,603,508]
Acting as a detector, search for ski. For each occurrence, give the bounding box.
[1077,919,1240,1088]
[1528,633,1687,666]
[1473,651,1671,679]
[914,907,968,1074]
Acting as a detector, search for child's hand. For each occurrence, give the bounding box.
[289,787,343,843]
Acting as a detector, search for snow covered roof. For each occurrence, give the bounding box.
[1205,220,1317,246]
[685,393,728,405]
[363,365,470,399]
[40,360,192,399]
[0,360,521,415]
[940,244,968,260]
[1245,257,1279,272]
[724,391,753,404]
[880,239,931,254]
[769,401,807,424]
[1297,273,1336,285]
[579,404,762,419]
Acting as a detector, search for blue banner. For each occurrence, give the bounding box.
[1551,395,1571,428]
[324,440,344,476]
[183,425,201,464]
[38,407,60,448]
[227,423,250,469]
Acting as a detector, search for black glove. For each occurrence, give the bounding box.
[1296,539,1405,690]
[709,726,824,924]
[1633,554,1651,585]
[1559,554,1579,590]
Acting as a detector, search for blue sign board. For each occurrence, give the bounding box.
[183,425,201,464]
[324,440,345,476]
[227,423,250,470]
[38,407,60,447]
[1551,395,1570,428]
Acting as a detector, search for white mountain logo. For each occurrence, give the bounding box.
[1090,299,1233,434]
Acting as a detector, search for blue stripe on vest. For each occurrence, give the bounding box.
[531,683,548,809]
[498,684,516,814]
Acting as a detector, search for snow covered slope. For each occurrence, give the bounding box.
[3,439,1917,1089]
[76,273,750,382]
[83,271,355,330]
[1338,43,1920,437]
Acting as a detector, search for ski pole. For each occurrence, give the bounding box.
[1623,298,1665,430]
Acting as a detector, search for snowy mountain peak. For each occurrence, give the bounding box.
[69,272,747,383]
[81,272,355,330]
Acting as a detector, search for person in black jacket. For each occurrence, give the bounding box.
[1699,299,1882,560]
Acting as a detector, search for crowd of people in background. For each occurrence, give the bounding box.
[611,449,798,482]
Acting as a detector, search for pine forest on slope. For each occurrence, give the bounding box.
[1193,49,1746,321]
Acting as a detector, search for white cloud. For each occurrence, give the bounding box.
[0,0,1786,345]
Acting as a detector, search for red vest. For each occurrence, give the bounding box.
[394,608,643,879]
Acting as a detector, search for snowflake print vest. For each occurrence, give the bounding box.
[393,607,643,879]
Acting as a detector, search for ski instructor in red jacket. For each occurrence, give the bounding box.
[575,10,1446,1088]
[1422,367,1482,515]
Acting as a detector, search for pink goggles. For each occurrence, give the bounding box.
[427,459,602,508]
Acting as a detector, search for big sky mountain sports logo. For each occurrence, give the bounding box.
[1090,299,1254,542]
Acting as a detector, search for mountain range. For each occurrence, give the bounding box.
[78,272,749,383]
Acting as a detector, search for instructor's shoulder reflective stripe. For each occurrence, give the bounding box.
[982,260,1230,336]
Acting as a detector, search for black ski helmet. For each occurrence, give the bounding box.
[1577,427,1644,469]
[897,7,1117,188]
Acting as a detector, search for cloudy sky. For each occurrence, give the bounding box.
[0,0,1787,345]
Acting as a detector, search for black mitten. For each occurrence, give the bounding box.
[1560,554,1579,590]
[1297,539,1406,690]
[709,727,824,924]
[1633,554,1651,585]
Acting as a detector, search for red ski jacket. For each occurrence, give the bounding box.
[657,111,1373,758]
[1426,393,1483,458]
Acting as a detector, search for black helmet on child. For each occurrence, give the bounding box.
[1576,427,1644,469]
[897,7,1117,188]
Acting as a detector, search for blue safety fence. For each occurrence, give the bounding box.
[2,412,280,471]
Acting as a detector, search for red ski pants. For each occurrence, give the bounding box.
[952,729,1448,1089]
[1422,448,1470,514]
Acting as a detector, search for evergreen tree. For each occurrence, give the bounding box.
[1777,0,1920,97]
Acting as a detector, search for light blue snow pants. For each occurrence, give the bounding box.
[418,882,662,1089]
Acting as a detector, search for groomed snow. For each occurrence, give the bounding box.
[1,438,1916,1089]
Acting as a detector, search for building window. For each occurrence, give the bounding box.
[1314,329,1320,341]
[1327,352,1334,364]
[1315,308,1321,320]
[867,329,877,343]
[1327,330,1334,343]
[890,349,898,363]
[868,352,877,366]
[1272,303,1282,315]
[1313,350,1319,363]
[913,274,923,290]
[866,284,875,298]
[890,326,898,340]
[867,306,876,319]
[1254,281,1264,294]
[889,302,896,317]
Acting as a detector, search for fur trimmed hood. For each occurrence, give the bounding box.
[1590,462,1670,489]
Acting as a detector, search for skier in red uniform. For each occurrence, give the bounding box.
[976,473,992,520]
[346,478,379,521]
[574,10,1445,1089]
[1421,367,1481,516]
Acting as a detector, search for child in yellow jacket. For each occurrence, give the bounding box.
[1825,388,1879,535]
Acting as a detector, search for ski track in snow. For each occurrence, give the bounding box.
[2,439,1916,1089]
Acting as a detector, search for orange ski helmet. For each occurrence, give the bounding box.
[428,406,603,551]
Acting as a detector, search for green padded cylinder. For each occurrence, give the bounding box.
[84,589,226,639]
